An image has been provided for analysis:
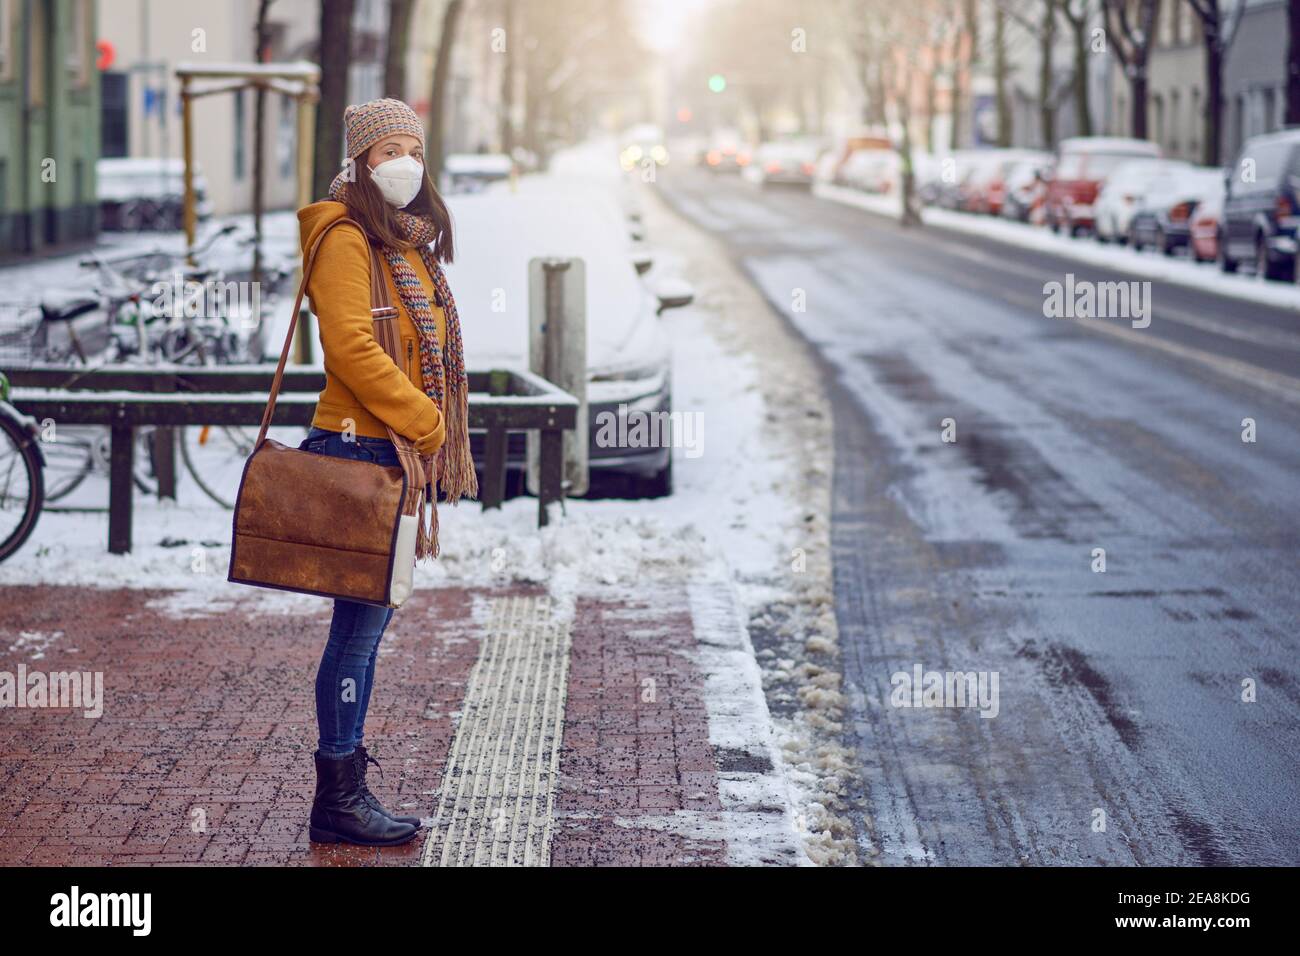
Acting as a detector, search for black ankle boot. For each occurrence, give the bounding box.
[309,750,419,846]
[352,744,422,827]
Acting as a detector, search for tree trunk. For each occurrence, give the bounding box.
[1039,0,1057,150]
[1071,16,1092,136]
[312,0,355,200]
[1130,71,1148,139]
[995,5,1011,146]
[499,0,517,153]
[253,0,276,358]
[924,56,937,154]
[1204,33,1223,166]
[1287,0,1300,124]
[383,0,414,99]
[429,0,464,183]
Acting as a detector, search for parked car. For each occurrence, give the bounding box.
[932,150,985,209]
[441,153,513,194]
[999,155,1052,222]
[1093,158,1188,244]
[840,147,899,193]
[1045,137,1162,236]
[964,149,1052,216]
[1128,166,1223,255]
[97,157,212,232]
[744,140,820,187]
[1189,182,1225,263]
[445,192,689,496]
[821,132,893,186]
[1219,128,1300,280]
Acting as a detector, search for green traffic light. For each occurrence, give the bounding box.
[708,74,726,93]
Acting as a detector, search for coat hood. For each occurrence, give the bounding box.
[298,199,354,256]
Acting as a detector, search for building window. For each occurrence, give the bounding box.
[234,89,246,179]
[0,0,12,81]
[1170,90,1180,155]
[28,0,45,105]
[1190,88,1200,158]
[65,0,90,87]
[278,96,295,178]
[1262,87,1276,134]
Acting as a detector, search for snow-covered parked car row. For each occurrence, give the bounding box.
[824,128,1300,285]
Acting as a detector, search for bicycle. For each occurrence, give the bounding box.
[0,369,44,563]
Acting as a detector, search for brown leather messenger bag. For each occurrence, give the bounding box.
[227,217,426,608]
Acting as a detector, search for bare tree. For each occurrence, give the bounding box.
[428,0,464,182]
[994,3,1012,145]
[1060,0,1095,136]
[383,0,414,99]
[498,0,518,153]
[1103,0,1161,140]
[313,0,355,199]
[1289,0,1300,125]
[1185,0,1246,165]
[252,0,275,289]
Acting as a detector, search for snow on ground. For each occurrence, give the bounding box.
[814,181,1300,312]
[1,151,852,863]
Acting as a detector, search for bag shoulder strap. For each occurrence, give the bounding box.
[254,218,412,454]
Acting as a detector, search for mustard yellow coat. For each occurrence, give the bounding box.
[297,200,446,456]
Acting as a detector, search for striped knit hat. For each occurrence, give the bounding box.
[342,98,425,160]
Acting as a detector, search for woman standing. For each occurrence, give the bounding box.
[296,98,476,847]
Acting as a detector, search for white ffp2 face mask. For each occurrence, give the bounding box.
[368,154,424,208]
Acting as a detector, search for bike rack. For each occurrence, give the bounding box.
[7,364,577,555]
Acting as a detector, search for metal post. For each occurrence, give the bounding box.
[481,426,507,509]
[538,425,563,527]
[181,74,196,260]
[109,417,134,554]
[292,89,318,364]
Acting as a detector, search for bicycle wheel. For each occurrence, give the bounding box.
[0,412,44,563]
[40,424,96,502]
[180,423,308,509]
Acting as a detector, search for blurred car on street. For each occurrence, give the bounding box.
[1218,128,1300,280]
[1128,166,1223,255]
[1000,155,1053,222]
[1189,182,1225,263]
[702,128,751,173]
[1044,136,1162,236]
[441,153,514,194]
[743,140,820,187]
[963,149,1052,216]
[446,190,690,496]
[619,123,670,172]
[1093,158,1188,244]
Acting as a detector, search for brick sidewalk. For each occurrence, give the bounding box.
[0,580,800,866]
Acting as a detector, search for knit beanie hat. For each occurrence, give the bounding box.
[342,98,425,159]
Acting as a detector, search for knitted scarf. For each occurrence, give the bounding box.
[328,179,477,559]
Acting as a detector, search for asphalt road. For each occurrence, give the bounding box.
[657,167,1300,865]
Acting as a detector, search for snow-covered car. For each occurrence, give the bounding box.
[743,141,820,187]
[1093,158,1188,243]
[840,148,898,193]
[445,192,684,496]
[1189,182,1225,263]
[1045,136,1162,235]
[1000,156,1053,222]
[1128,166,1223,255]
[441,153,514,194]
[97,157,212,231]
[964,149,1052,216]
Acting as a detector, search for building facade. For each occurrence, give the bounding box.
[0,0,100,256]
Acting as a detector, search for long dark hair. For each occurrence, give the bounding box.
[342,154,455,263]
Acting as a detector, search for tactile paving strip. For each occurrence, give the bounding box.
[421,594,572,866]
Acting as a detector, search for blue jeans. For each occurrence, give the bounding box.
[299,426,400,759]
